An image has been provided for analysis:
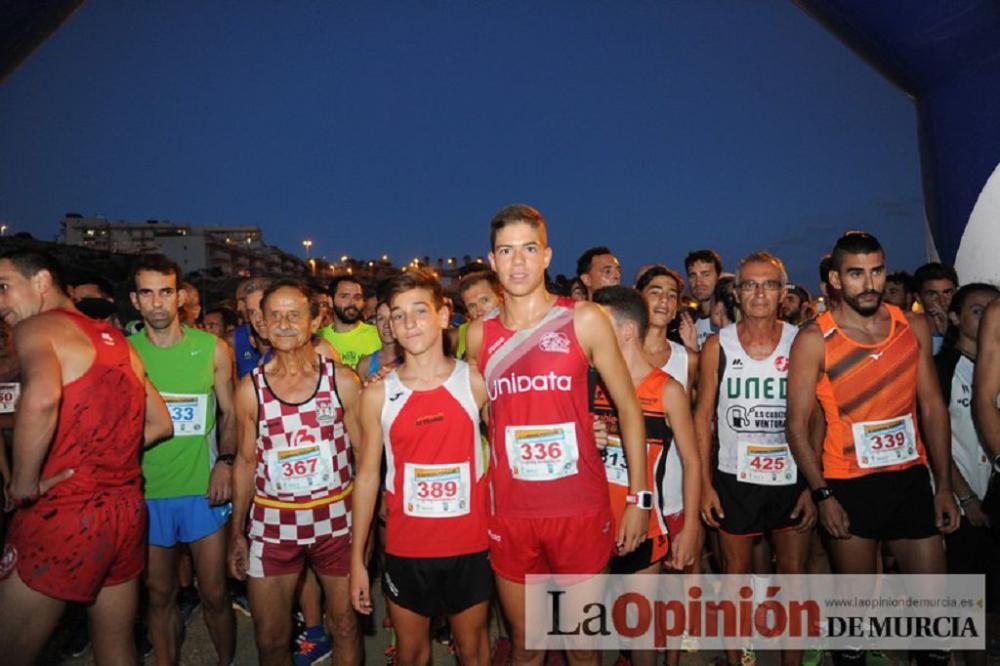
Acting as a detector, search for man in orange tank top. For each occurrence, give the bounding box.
[0,249,173,666]
[787,232,958,666]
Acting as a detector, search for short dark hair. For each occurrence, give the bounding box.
[0,249,66,293]
[576,246,614,278]
[818,254,833,287]
[205,306,239,330]
[592,286,649,340]
[635,265,684,293]
[684,249,723,275]
[714,276,739,323]
[489,204,547,250]
[913,262,959,291]
[67,273,113,298]
[262,278,319,319]
[131,254,181,292]
[948,282,999,316]
[787,284,811,303]
[830,231,883,271]
[383,268,446,310]
[328,274,363,298]
[886,271,915,293]
[458,270,501,298]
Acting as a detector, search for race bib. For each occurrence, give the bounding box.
[0,383,20,414]
[737,441,797,486]
[852,415,919,469]
[403,462,471,518]
[162,393,208,435]
[505,422,579,482]
[601,435,629,487]
[267,437,335,494]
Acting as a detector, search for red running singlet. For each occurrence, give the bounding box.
[478,297,609,518]
[381,361,488,558]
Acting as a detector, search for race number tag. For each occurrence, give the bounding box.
[162,393,208,435]
[601,435,629,487]
[737,441,797,486]
[0,383,20,414]
[403,462,471,518]
[852,415,919,469]
[267,437,335,494]
[505,422,579,481]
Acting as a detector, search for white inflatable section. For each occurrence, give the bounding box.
[956,162,1000,285]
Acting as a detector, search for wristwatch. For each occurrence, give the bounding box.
[811,486,835,504]
[216,453,236,466]
[626,491,653,510]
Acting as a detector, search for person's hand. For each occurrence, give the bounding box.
[207,463,233,505]
[363,365,394,388]
[228,532,249,580]
[791,489,817,533]
[700,486,724,528]
[934,489,960,535]
[4,468,75,513]
[350,560,373,615]
[665,523,702,571]
[593,415,609,450]
[616,504,649,555]
[925,307,948,336]
[963,497,990,528]
[819,497,851,539]
[679,312,699,351]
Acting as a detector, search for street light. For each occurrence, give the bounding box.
[302,239,313,259]
[0,225,7,236]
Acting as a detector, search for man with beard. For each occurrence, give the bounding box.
[787,232,958,666]
[684,249,723,350]
[0,250,173,665]
[575,246,622,299]
[319,276,381,370]
[129,254,238,666]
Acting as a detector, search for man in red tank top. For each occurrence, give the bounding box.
[0,250,173,666]
[465,205,651,665]
[352,270,492,666]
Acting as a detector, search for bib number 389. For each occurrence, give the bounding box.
[506,422,579,481]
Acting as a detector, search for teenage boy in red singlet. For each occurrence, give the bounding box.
[351,269,491,666]
[465,204,650,665]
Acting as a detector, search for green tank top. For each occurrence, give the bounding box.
[130,326,218,499]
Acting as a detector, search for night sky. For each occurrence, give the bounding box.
[0,1,927,290]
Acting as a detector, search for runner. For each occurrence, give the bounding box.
[786,231,958,666]
[128,254,237,666]
[913,262,959,354]
[884,271,915,311]
[229,279,361,666]
[974,297,1000,531]
[684,249,723,349]
[935,283,1000,666]
[695,251,815,666]
[454,270,503,360]
[319,276,382,369]
[590,286,702,665]
[0,249,172,666]
[358,300,402,381]
[465,204,650,665]
[351,269,491,665]
[575,246,621,299]
[780,285,810,326]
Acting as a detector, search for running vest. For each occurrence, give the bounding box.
[130,326,217,499]
[816,305,927,480]
[479,297,608,518]
[38,309,145,501]
[591,368,673,542]
[248,356,353,544]
[661,340,689,516]
[318,322,381,370]
[381,361,487,558]
[234,324,263,379]
[936,349,991,499]
[716,322,799,485]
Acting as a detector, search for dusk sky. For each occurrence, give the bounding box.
[0,2,927,290]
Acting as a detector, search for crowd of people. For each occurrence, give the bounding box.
[0,202,998,666]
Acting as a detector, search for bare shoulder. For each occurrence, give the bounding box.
[335,362,362,393]
[360,376,386,411]
[465,318,485,358]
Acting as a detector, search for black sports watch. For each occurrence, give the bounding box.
[216,453,236,466]
[811,486,835,504]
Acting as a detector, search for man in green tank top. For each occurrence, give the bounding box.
[318,275,381,369]
[129,254,237,666]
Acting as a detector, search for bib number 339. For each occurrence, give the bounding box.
[505,422,579,481]
[852,415,919,469]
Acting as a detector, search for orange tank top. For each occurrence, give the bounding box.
[816,304,926,479]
